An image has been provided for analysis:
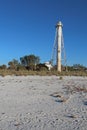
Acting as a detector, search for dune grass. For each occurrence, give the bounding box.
[0,69,87,76]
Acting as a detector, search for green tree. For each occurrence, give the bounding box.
[0,64,7,70]
[73,64,86,71]
[20,54,40,69]
[8,59,19,70]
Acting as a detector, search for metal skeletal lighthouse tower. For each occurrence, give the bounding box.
[51,21,66,72]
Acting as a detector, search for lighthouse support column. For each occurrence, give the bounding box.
[56,21,63,72]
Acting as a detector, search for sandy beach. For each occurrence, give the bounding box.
[0,75,87,130]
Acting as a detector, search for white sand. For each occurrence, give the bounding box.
[0,76,87,130]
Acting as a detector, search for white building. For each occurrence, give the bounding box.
[45,62,53,70]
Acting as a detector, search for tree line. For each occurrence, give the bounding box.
[0,54,48,71]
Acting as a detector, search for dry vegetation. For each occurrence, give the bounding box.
[0,69,87,77]
[63,82,87,94]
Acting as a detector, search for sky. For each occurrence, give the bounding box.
[0,0,87,66]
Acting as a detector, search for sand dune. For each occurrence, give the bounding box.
[0,76,87,130]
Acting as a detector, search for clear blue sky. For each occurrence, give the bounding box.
[0,0,87,66]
